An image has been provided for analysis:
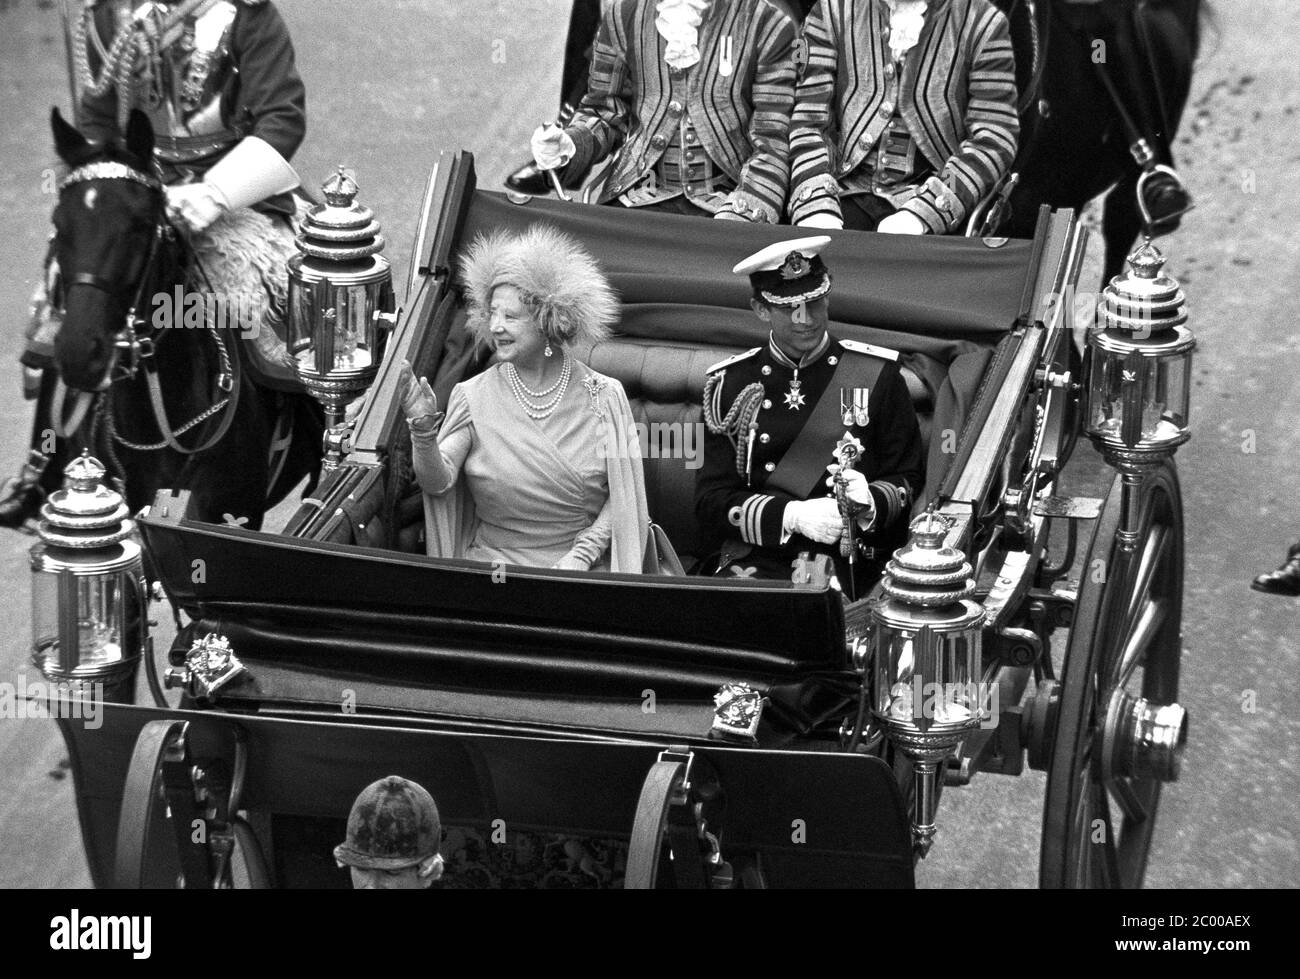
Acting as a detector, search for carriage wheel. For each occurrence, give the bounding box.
[1039,460,1187,888]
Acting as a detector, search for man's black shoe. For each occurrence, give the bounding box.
[0,474,44,529]
[505,159,554,196]
[1251,551,1300,597]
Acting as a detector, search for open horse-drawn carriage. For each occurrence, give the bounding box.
[37,144,1196,889]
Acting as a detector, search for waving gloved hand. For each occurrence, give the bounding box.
[530,123,576,172]
[399,360,441,435]
[783,497,843,545]
[165,183,229,233]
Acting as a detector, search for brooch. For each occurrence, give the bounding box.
[582,374,606,414]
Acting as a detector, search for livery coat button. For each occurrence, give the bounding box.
[884,63,895,78]
[668,100,684,114]
[764,462,776,472]
[651,134,667,149]
[881,101,893,113]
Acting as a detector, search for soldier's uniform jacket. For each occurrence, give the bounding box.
[788,0,1018,232]
[562,0,797,224]
[79,0,305,216]
[696,335,924,584]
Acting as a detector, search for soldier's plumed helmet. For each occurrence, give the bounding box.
[459,223,620,350]
[333,775,441,871]
[734,235,833,308]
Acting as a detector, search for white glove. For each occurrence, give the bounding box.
[826,466,877,529]
[798,212,844,230]
[876,210,928,235]
[553,552,591,571]
[783,497,843,545]
[165,183,229,233]
[398,360,440,434]
[530,124,576,171]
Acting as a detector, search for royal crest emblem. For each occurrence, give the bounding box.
[711,682,765,740]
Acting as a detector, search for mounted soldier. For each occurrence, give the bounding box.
[1,0,307,527]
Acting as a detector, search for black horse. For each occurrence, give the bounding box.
[48,108,323,527]
[507,0,1204,281]
[1004,0,1203,279]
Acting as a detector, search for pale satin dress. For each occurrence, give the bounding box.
[411,361,650,572]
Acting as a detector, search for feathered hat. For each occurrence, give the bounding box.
[459,224,619,350]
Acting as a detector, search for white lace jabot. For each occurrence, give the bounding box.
[656,0,712,71]
[883,0,928,63]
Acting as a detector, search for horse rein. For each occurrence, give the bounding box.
[56,160,241,456]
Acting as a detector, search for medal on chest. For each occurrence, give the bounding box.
[841,387,870,427]
[784,369,807,411]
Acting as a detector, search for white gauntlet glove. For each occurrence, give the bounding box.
[530,123,576,172]
[165,183,229,233]
[797,212,844,230]
[877,210,927,235]
[783,497,843,545]
[826,466,877,530]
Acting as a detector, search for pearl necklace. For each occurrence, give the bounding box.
[504,358,572,420]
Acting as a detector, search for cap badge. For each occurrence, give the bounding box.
[780,251,811,280]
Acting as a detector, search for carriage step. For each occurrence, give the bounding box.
[1033,496,1103,519]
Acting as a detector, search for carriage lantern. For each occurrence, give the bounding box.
[287,167,397,469]
[29,453,147,705]
[1086,241,1194,549]
[871,512,987,855]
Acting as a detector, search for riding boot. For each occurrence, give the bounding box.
[0,370,74,528]
[1251,541,1300,597]
[1096,0,1194,233]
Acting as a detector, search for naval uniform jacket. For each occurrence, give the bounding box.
[788,0,1019,232]
[79,0,306,217]
[561,0,797,224]
[696,336,924,584]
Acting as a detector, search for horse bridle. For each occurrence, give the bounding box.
[57,160,240,455]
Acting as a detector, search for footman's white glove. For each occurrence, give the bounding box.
[530,124,576,171]
[798,213,844,230]
[877,210,927,235]
[783,497,843,545]
[165,183,229,233]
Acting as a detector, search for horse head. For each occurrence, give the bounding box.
[50,107,166,392]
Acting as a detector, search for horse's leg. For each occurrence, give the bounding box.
[1101,171,1145,281]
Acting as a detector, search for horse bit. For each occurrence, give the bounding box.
[55,160,239,456]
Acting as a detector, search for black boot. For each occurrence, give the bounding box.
[1251,543,1300,597]
[0,450,49,529]
[504,160,556,196]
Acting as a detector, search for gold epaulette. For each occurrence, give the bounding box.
[839,339,901,362]
[705,347,761,374]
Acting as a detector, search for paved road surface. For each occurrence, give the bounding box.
[0,0,1294,889]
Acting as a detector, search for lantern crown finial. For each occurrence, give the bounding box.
[321,165,358,207]
[39,452,133,549]
[881,513,975,607]
[1099,239,1187,336]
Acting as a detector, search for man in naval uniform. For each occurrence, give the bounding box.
[0,0,305,526]
[696,236,924,597]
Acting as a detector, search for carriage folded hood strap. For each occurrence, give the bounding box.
[765,354,886,499]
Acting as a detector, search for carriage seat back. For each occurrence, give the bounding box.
[573,335,933,567]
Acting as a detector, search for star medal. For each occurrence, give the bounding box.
[784,373,806,411]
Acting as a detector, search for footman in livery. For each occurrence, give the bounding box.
[696,236,924,596]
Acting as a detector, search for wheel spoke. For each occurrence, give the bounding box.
[1116,598,1168,690]
[1109,774,1151,826]
[1121,525,1168,649]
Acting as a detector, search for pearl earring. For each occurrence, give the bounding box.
[544,340,554,357]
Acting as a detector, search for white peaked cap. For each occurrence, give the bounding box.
[731,236,833,276]
[204,136,299,212]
